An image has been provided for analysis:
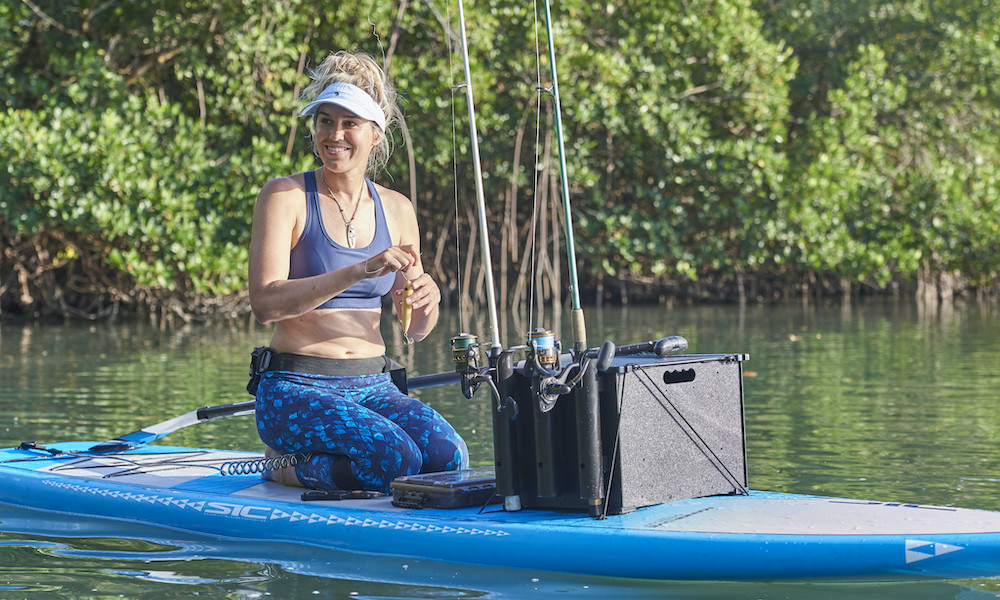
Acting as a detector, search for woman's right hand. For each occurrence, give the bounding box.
[362,244,420,278]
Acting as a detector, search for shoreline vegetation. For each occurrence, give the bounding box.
[2,239,994,324]
[2,2,997,322]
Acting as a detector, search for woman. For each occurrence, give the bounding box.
[248,51,468,492]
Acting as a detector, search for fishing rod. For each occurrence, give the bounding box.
[447,0,586,360]
[455,0,503,355]
[447,1,691,391]
[540,0,586,354]
[440,1,695,516]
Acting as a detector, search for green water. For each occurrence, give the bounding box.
[1,301,1000,599]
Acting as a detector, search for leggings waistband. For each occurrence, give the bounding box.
[268,352,389,377]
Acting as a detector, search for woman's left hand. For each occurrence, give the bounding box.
[400,272,440,316]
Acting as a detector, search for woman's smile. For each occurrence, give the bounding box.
[321,140,353,157]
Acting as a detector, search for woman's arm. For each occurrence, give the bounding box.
[248,177,371,324]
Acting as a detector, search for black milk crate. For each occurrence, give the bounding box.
[496,353,749,515]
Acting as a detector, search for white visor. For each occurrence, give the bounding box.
[299,82,386,131]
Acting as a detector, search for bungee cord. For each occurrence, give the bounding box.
[221,452,314,477]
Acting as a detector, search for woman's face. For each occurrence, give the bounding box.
[313,104,380,174]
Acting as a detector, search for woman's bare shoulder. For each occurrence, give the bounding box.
[373,183,419,245]
[372,183,412,209]
[260,172,308,201]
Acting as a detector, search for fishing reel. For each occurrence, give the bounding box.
[524,329,691,413]
[523,328,577,412]
[450,333,491,400]
[524,329,561,376]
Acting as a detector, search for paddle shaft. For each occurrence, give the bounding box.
[88,370,462,453]
[197,370,460,422]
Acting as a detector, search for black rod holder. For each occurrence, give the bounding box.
[576,358,605,516]
[533,375,558,498]
[493,349,521,510]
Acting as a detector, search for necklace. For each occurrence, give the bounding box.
[322,171,364,248]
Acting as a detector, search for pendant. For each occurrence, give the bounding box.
[347,223,356,248]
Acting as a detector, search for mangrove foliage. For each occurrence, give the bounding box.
[1,0,997,319]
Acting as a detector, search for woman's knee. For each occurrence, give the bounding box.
[421,431,469,473]
[385,433,423,477]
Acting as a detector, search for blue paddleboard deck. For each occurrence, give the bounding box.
[3,442,1000,581]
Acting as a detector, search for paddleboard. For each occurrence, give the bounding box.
[2,442,1000,581]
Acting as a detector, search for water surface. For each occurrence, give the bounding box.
[1,301,999,598]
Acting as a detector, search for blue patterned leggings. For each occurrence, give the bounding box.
[255,370,469,492]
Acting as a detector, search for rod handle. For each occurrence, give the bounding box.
[611,336,689,358]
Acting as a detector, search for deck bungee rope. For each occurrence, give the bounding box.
[220,452,313,477]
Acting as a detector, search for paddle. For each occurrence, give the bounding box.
[83,334,684,455]
[86,370,461,453]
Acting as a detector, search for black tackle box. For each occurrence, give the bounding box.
[390,467,497,509]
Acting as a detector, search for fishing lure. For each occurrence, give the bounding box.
[399,280,414,344]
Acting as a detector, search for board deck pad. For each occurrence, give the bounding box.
[34,448,264,492]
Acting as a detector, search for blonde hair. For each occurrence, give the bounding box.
[301,51,399,176]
